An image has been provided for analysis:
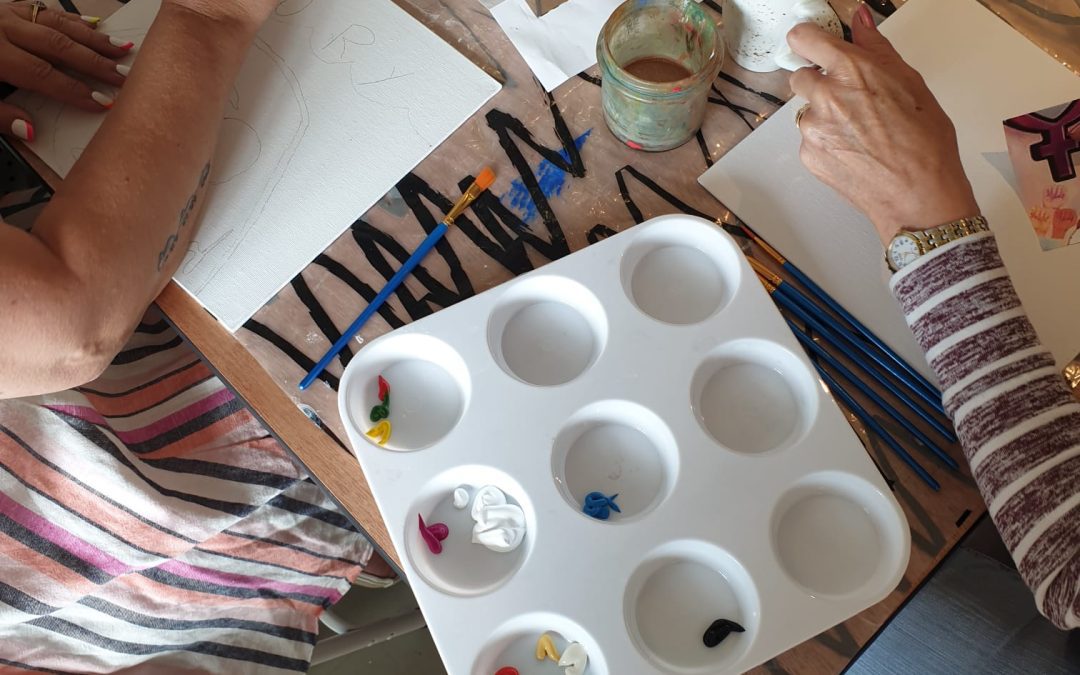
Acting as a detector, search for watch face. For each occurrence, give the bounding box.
[888,235,921,270]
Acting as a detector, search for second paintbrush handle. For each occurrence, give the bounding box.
[298,222,450,390]
[816,365,940,491]
[773,285,957,443]
[777,282,946,417]
[789,321,958,470]
[783,261,943,403]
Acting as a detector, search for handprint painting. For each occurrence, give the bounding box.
[1004,99,1080,252]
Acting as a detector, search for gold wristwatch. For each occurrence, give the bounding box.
[886,215,990,272]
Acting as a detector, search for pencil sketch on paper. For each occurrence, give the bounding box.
[305,19,429,147]
[181,37,309,288]
[12,0,502,331]
[23,26,309,290]
[276,0,314,17]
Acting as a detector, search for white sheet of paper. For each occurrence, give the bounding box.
[699,0,1080,378]
[13,0,500,331]
[490,0,622,91]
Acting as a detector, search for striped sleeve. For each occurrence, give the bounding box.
[891,231,1080,630]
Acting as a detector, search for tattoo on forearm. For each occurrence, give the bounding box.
[157,161,212,271]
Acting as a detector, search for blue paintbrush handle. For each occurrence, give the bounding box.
[783,261,943,403]
[299,222,450,390]
[815,365,940,491]
[780,282,946,416]
[788,321,958,470]
[773,285,957,443]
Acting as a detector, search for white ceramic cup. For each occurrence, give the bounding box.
[721,0,843,72]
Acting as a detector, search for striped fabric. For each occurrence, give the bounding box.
[0,311,373,673]
[891,231,1079,630]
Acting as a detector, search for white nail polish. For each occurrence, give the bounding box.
[80,15,101,26]
[11,120,33,142]
[91,91,114,109]
[116,64,130,77]
[109,36,134,49]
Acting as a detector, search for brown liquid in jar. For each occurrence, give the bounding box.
[622,56,693,83]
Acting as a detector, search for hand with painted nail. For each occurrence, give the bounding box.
[0,2,133,140]
[786,5,980,245]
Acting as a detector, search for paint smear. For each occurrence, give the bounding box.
[503,129,592,223]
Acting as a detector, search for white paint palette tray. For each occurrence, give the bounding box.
[339,215,910,675]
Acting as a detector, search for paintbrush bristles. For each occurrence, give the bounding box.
[476,167,495,190]
[744,226,786,265]
[755,272,777,294]
[748,257,783,286]
[444,168,496,225]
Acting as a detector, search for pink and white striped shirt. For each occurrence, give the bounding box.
[0,311,373,672]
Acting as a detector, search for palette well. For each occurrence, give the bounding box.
[339,215,910,674]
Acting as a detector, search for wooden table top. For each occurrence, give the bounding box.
[24,0,1079,672]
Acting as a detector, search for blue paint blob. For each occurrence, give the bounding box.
[582,491,620,520]
[503,129,592,223]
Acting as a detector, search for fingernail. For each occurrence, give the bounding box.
[11,119,33,142]
[857,4,875,29]
[91,91,114,109]
[116,64,130,77]
[81,15,101,26]
[109,37,135,50]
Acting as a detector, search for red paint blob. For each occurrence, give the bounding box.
[417,514,448,555]
[626,140,643,150]
[377,375,390,401]
[428,522,449,541]
[495,668,519,675]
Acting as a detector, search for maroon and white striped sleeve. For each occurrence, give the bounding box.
[890,230,1080,630]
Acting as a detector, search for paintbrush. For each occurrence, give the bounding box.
[815,364,940,491]
[742,225,944,410]
[751,257,946,417]
[299,168,496,390]
[754,265,956,444]
[786,320,958,470]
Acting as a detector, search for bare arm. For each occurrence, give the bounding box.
[0,1,272,397]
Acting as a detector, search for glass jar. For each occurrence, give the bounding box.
[597,0,724,152]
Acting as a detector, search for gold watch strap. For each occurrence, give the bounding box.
[911,215,990,253]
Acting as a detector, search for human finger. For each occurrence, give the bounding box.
[1,46,114,112]
[786,21,856,72]
[850,4,900,57]
[9,5,133,58]
[7,21,127,87]
[21,6,95,29]
[789,66,827,103]
[798,137,829,185]
[0,101,35,141]
[795,105,829,146]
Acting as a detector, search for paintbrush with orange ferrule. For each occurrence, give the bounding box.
[299,168,495,390]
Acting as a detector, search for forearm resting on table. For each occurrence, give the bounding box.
[891,231,1080,630]
[0,4,257,398]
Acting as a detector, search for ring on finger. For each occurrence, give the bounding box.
[29,1,46,23]
[794,103,811,130]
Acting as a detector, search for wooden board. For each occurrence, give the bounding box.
[16,0,1078,671]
